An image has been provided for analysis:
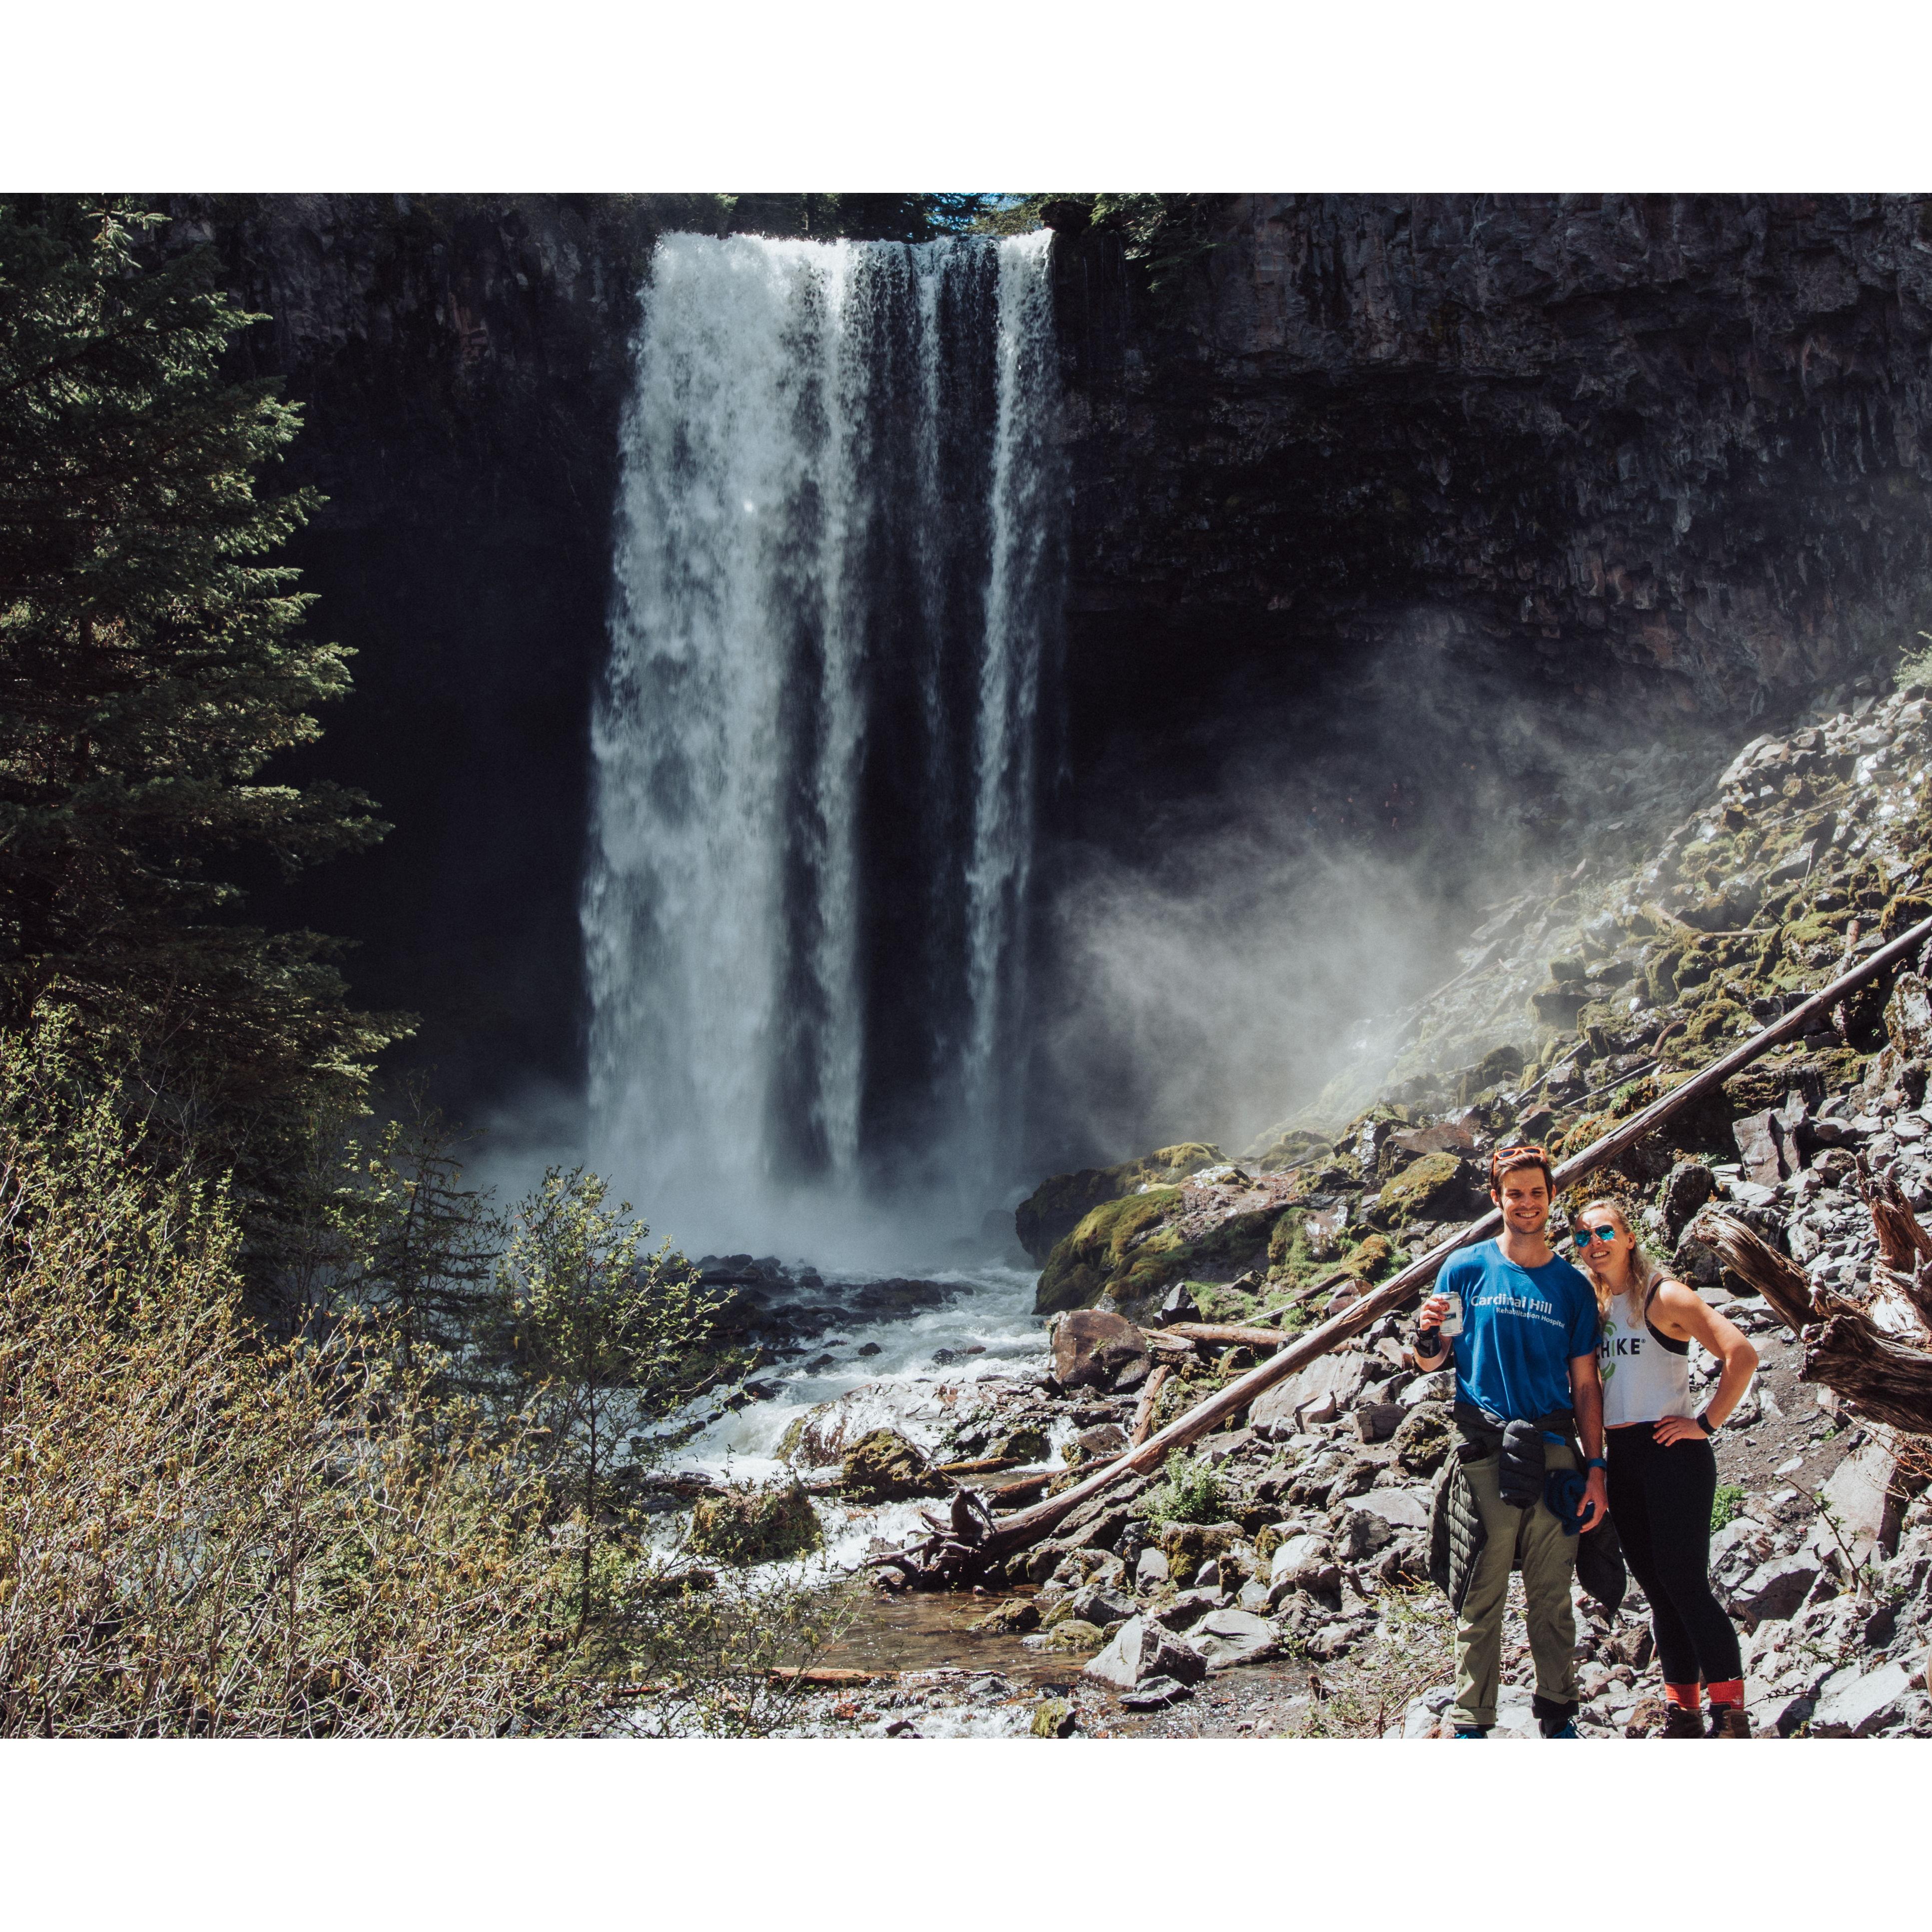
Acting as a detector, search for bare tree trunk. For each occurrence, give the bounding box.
[1803,1311,1932,1434]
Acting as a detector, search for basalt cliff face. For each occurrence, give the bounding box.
[166,194,1932,1115]
[1054,195,1932,715]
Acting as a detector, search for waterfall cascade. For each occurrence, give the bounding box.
[583,230,1061,1256]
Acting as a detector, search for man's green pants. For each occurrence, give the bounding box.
[1449,1443,1580,1732]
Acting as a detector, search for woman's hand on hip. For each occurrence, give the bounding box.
[1652,1414,1707,1445]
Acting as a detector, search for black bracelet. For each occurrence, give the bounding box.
[1414,1324,1442,1354]
[1696,1412,1716,1435]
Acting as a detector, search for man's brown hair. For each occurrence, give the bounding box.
[1489,1142,1554,1194]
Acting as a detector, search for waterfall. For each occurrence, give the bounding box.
[583,230,1061,1255]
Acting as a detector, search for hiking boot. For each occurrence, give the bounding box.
[1661,1705,1705,1739]
[1706,1703,1752,1739]
[1539,1717,1580,1738]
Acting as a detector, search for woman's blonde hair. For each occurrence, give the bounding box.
[1578,1196,1656,1327]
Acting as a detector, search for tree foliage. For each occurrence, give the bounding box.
[0,195,407,1220]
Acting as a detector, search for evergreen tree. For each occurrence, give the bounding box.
[0,196,408,1222]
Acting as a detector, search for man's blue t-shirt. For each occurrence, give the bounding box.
[1437,1239,1599,1424]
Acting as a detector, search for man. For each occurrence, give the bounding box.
[1415,1143,1606,1739]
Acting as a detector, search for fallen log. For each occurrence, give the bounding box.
[930,1454,1030,1478]
[1160,1320,1308,1349]
[767,1666,886,1687]
[1127,1363,1172,1448]
[985,911,1932,1559]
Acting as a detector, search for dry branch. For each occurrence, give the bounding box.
[1803,1312,1932,1434]
[1697,1212,1820,1333]
[984,912,1932,1560]
[1160,1321,1307,1349]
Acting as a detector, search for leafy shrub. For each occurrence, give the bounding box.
[1143,1450,1227,1527]
[1711,1483,1747,1533]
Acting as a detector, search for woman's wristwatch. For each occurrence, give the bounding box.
[1696,1412,1717,1435]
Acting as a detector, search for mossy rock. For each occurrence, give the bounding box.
[1248,1127,1329,1172]
[1393,1403,1452,1477]
[992,1426,1051,1463]
[969,1599,1040,1634]
[1034,1619,1104,1655]
[1339,1232,1396,1281]
[1034,1187,1281,1320]
[1014,1144,1220,1263]
[1375,1151,1479,1227]
[841,1428,945,1500]
[686,1483,823,1565]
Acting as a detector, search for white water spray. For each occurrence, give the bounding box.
[584,231,1060,1259]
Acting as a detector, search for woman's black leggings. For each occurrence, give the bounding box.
[1605,1426,1742,1685]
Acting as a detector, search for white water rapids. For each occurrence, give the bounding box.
[583,229,1061,1265]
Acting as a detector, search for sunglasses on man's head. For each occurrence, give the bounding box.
[1489,1142,1550,1179]
[1571,1226,1618,1247]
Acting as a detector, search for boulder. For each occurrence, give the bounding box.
[840,1428,944,1501]
[1268,1531,1334,1584]
[1375,1152,1481,1228]
[1068,1580,1138,1628]
[1135,1546,1170,1590]
[1028,1619,1105,1655]
[1333,1507,1398,1561]
[1659,1162,1717,1244]
[1886,972,1932,1061]
[1730,1554,1820,1628]
[1822,1437,1904,1562]
[1051,1309,1153,1393]
[1187,1608,1280,1671]
[1810,1660,1917,1738]
[968,1599,1039,1634]
[1015,1143,1222,1263]
[1354,1486,1433,1532]
[1082,1616,1209,1690]
[1354,1401,1407,1443]
[1030,1697,1077,1738]
[1119,1675,1195,1710]
[1250,1352,1369,1435]
[685,1483,823,1564]
[1075,1422,1129,1459]
[1392,1402,1453,1476]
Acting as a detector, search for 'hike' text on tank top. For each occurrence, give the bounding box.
[1598,1285,1694,1428]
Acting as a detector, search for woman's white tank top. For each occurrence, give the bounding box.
[1598,1283,1696,1428]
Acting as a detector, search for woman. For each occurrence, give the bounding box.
[1571,1196,1760,1738]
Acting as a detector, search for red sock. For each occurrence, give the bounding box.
[1663,1682,1702,1711]
[1705,1679,1745,1709]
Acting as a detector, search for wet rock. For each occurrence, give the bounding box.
[841,1428,945,1501]
[1050,1309,1152,1393]
[1375,1151,1482,1228]
[686,1482,823,1564]
[1075,1422,1128,1459]
[1083,1615,1209,1690]
[991,1426,1051,1463]
[1030,1697,1078,1738]
[969,1599,1040,1634]
[1015,1144,1223,1263]
[1028,1619,1105,1655]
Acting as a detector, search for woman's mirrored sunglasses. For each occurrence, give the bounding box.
[1570,1225,1618,1248]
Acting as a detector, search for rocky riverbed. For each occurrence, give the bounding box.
[624,667,1932,1740]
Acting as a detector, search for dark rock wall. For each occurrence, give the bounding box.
[1052,193,1932,785]
[164,194,1932,1127]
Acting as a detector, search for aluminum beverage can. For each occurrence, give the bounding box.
[1438,1291,1463,1337]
